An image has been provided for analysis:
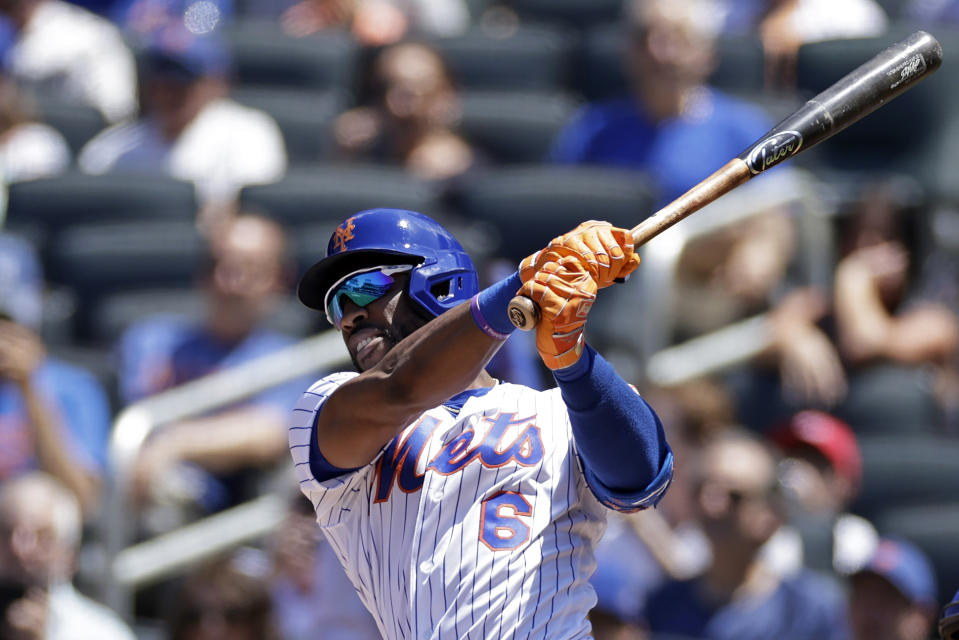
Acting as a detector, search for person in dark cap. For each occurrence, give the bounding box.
[78,24,286,211]
[849,537,938,640]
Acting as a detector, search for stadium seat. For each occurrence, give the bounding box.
[455,90,580,163]
[231,87,347,164]
[5,172,197,231]
[851,434,959,522]
[498,0,624,30]
[33,98,107,157]
[453,164,657,262]
[574,23,627,101]
[836,364,943,435]
[428,24,573,91]
[239,164,441,228]
[226,21,360,93]
[45,220,205,342]
[5,173,198,265]
[874,503,959,608]
[90,288,318,347]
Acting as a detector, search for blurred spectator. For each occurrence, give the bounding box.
[0,471,135,640]
[116,214,309,530]
[941,588,959,640]
[0,233,112,517]
[765,410,878,576]
[833,185,959,372]
[0,72,70,222]
[549,0,806,366]
[166,548,278,640]
[0,0,138,123]
[78,27,287,214]
[588,381,727,636]
[848,537,938,640]
[719,0,888,89]
[334,40,477,183]
[550,0,773,205]
[733,180,959,430]
[242,0,469,44]
[268,496,379,639]
[642,428,851,640]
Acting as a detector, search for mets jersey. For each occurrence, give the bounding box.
[290,372,668,640]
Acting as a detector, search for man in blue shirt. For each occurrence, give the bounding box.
[117,214,310,521]
[551,0,773,206]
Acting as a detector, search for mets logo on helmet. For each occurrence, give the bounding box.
[331,217,356,253]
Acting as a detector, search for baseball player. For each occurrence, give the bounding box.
[289,208,673,639]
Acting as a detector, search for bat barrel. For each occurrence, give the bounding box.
[738,30,942,175]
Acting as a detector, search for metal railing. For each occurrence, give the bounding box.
[100,330,350,618]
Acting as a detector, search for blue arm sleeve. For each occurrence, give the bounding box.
[554,345,673,511]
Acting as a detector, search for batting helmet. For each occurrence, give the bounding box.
[298,209,478,320]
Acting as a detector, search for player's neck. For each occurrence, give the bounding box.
[466,369,498,390]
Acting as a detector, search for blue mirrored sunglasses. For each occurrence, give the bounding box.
[324,264,414,328]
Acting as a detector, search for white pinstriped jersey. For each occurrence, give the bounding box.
[290,372,666,640]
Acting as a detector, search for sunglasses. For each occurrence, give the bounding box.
[324,264,414,328]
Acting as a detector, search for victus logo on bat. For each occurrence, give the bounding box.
[744,130,803,174]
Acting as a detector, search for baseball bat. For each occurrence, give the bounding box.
[507,30,943,330]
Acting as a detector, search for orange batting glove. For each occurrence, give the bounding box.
[518,254,598,370]
[520,221,640,290]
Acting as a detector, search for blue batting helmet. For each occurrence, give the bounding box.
[297,209,478,320]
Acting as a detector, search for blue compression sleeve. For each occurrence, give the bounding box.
[554,345,671,501]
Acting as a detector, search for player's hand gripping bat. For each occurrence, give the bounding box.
[508,30,943,330]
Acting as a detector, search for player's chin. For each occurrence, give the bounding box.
[350,336,394,372]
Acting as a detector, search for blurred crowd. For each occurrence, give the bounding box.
[0,0,959,638]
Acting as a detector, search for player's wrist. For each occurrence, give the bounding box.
[470,271,523,340]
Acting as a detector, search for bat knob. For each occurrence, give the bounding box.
[507,296,540,331]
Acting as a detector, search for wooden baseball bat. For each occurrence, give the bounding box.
[507,30,943,331]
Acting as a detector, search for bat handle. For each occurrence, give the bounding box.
[506,295,540,331]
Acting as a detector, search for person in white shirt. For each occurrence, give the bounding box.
[0,471,136,640]
[78,27,287,210]
[0,0,138,124]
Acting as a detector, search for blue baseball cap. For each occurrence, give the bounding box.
[0,234,42,329]
[857,538,937,608]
